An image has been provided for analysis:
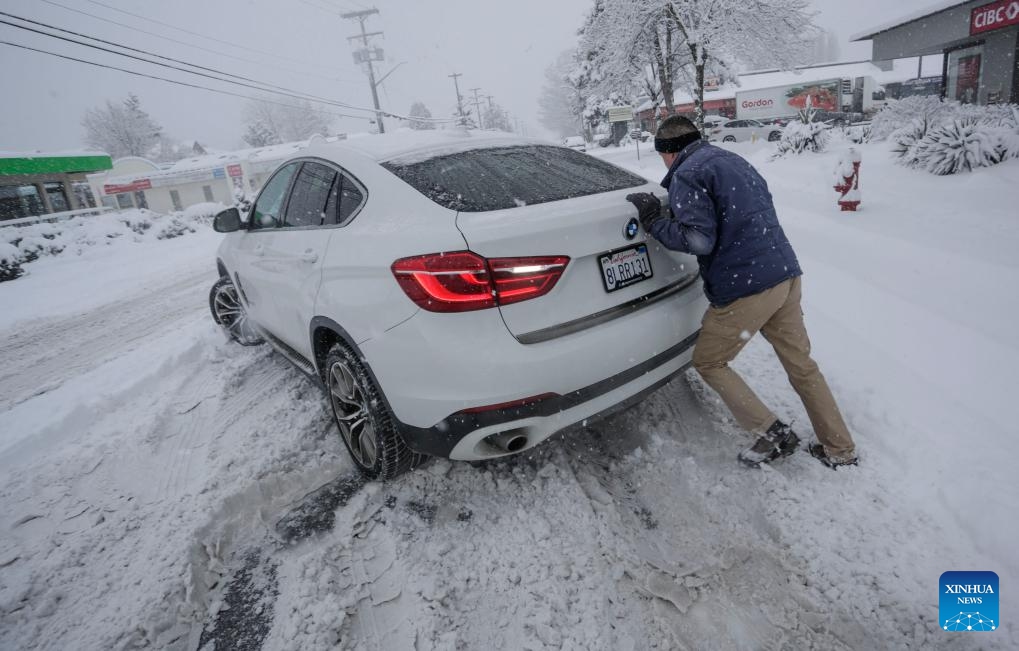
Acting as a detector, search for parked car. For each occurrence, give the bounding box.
[707,119,783,143]
[210,132,707,479]
[629,129,652,142]
[563,135,587,152]
[811,111,866,127]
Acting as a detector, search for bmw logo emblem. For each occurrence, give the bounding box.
[623,217,640,240]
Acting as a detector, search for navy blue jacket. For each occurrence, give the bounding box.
[650,140,801,306]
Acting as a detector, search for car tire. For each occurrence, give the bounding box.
[209,276,264,346]
[723,136,737,143]
[324,342,421,480]
[768,131,781,142]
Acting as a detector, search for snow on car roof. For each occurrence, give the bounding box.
[306,128,547,165]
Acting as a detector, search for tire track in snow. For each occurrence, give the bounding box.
[0,267,212,412]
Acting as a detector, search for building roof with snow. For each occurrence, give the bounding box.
[850,1,970,41]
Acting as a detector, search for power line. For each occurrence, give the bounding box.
[0,39,457,125]
[0,10,344,102]
[0,40,371,122]
[81,0,336,72]
[299,0,342,16]
[37,0,355,85]
[0,17,372,115]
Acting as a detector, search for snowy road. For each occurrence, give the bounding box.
[0,268,208,412]
[2,144,1017,650]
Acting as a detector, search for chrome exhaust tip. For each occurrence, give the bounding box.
[486,431,528,453]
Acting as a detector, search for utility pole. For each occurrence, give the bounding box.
[469,87,484,130]
[484,95,495,111]
[343,8,385,134]
[448,73,467,127]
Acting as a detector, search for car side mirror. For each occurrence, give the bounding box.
[213,208,242,233]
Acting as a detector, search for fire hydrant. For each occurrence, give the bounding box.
[833,148,862,211]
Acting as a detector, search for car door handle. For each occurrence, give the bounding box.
[253,244,265,256]
[300,249,318,263]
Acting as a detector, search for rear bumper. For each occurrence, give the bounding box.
[392,330,698,460]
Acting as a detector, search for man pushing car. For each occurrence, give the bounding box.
[625,115,858,469]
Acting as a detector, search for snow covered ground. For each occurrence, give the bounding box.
[0,140,1016,650]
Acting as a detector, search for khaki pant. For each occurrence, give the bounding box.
[692,277,856,458]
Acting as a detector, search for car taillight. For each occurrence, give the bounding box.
[391,251,569,313]
[488,255,570,306]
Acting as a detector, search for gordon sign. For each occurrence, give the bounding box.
[735,79,842,120]
[971,0,1019,34]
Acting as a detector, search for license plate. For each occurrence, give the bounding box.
[599,244,653,293]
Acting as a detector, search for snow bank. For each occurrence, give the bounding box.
[0,207,216,284]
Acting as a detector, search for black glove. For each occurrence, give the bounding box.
[625,193,666,231]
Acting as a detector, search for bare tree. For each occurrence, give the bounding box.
[82,93,162,158]
[408,102,436,130]
[241,97,332,145]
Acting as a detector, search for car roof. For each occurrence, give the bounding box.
[301,129,547,166]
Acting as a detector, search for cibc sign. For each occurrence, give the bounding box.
[971,0,1019,35]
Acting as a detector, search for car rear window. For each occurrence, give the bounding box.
[382,145,646,212]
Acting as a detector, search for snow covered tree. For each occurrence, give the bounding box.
[576,0,817,132]
[82,93,162,158]
[575,0,684,125]
[408,102,435,130]
[539,50,588,137]
[242,120,280,147]
[482,103,513,132]
[242,97,332,144]
[665,0,816,131]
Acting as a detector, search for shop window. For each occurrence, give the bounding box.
[134,191,148,210]
[72,182,96,208]
[0,184,45,220]
[116,193,134,210]
[202,185,215,202]
[170,190,183,211]
[946,44,983,104]
[44,182,69,213]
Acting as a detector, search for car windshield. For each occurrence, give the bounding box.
[382,145,645,212]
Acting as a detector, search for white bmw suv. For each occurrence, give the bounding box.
[210,131,707,479]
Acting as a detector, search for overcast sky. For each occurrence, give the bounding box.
[0,0,944,152]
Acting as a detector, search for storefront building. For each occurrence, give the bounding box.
[0,152,110,222]
[87,140,310,214]
[852,0,1019,104]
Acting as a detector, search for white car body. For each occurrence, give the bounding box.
[216,131,706,463]
[708,119,782,143]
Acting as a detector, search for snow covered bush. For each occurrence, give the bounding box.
[0,207,210,283]
[0,241,24,282]
[156,216,197,240]
[884,101,1018,174]
[771,121,830,158]
[870,96,956,142]
[910,118,1004,175]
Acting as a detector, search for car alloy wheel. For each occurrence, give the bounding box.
[328,359,378,469]
[323,342,419,480]
[209,277,264,346]
[723,135,737,143]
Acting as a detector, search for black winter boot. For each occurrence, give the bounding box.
[808,442,858,469]
[738,420,800,468]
